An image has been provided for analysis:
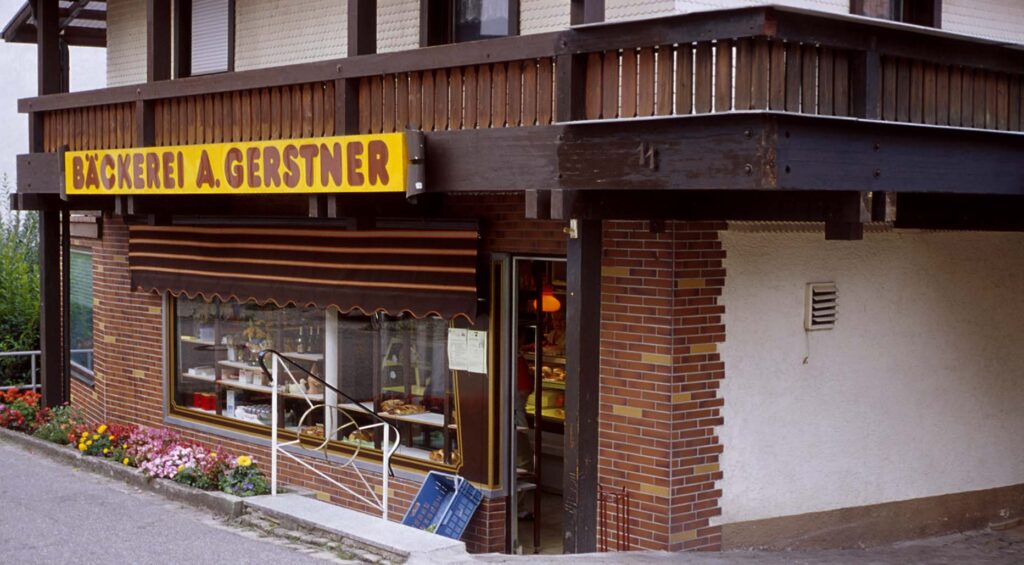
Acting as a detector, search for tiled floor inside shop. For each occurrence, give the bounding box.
[518,491,564,555]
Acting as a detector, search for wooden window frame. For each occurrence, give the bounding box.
[173,0,236,79]
[420,0,520,47]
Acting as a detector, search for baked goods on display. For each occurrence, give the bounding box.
[429,449,461,466]
[300,423,325,438]
[347,429,374,443]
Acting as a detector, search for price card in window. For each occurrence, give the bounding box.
[448,328,488,374]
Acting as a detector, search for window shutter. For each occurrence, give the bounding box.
[191,0,231,75]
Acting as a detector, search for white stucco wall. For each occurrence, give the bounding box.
[944,0,1024,44]
[378,0,419,53]
[106,0,147,87]
[234,0,347,71]
[718,227,1024,524]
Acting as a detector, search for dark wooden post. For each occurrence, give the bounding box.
[560,2,604,554]
[147,0,172,82]
[563,219,602,554]
[35,0,69,407]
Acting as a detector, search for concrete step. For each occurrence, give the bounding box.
[244,493,472,565]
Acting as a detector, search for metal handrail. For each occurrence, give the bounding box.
[0,350,40,391]
[259,350,400,520]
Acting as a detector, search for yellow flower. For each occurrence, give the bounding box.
[110,436,117,441]
[86,440,93,446]
[210,452,217,458]
[81,431,88,438]
[177,465,185,473]
[97,424,108,434]
[92,434,99,440]
[237,455,253,467]
[103,448,109,454]
[122,458,130,465]
[122,444,128,449]
[78,443,87,452]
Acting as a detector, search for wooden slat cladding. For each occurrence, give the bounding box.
[357,57,557,132]
[152,81,335,146]
[880,55,1024,131]
[41,102,135,152]
[578,39,854,119]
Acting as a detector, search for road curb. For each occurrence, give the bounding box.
[0,426,246,518]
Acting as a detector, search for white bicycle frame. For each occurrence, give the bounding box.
[266,351,400,520]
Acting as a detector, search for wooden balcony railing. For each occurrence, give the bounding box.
[21,6,1024,157]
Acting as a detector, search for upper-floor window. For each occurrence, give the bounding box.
[176,0,235,77]
[891,0,941,28]
[851,0,941,29]
[422,0,518,46]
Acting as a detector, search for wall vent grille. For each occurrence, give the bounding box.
[805,283,838,331]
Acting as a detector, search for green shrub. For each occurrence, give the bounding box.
[0,176,40,387]
[33,404,85,444]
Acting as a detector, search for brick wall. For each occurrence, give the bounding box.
[80,206,726,554]
[599,220,725,551]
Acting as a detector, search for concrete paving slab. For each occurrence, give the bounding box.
[246,493,472,564]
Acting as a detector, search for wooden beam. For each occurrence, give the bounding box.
[147,0,172,82]
[35,0,62,95]
[563,218,601,554]
[348,0,377,56]
[775,113,1024,195]
[38,205,64,407]
[524,189,551,219]
[59,0,94,29]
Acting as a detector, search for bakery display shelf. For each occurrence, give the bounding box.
[395,445,434,462]
[217,360,263,371]
[281,351,324,362]
[524,405,566,422]
[541,378,565,390]
[522,352,566,365]
[219,379,324,401]
[181,336,216,346]
[189,406,218,415]
[181,370,217,383]
[338,401,376,415]
[382,384,427,396]
[381,410,447,428]
[337,402,448,428]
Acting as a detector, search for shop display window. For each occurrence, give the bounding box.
[170,296,488,473]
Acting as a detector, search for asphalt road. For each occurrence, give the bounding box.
[0,440,345,565]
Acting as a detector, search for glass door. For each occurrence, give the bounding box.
[508,257,567,554]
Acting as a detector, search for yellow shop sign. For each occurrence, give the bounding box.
[63,133,408,196]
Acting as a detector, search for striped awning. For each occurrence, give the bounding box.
[127,225,479,321]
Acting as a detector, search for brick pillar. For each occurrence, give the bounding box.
[599,221,725,551]
[91,215,165,427]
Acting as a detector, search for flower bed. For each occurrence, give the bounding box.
[0,389,269,497]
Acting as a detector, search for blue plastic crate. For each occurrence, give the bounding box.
[402,471,483,540]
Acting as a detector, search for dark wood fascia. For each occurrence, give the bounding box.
[773,113,1024,195]
[17,112,1024,200]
